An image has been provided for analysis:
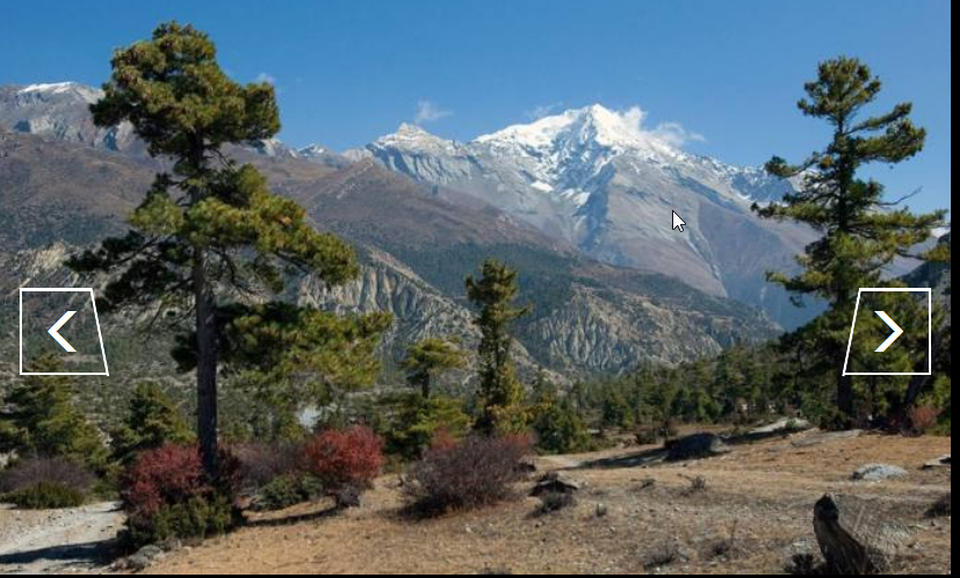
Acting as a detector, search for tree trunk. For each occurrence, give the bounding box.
[194,246,219,480]
[837,353,856,428]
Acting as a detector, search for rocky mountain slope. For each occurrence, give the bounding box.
[0,122,778,380]
[355,106,819,328]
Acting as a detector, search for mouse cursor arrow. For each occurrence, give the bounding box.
[672,211,686,233]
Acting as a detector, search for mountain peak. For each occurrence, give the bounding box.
[13,81,101,104]
[474,104,682,160]
[373,122,460,155]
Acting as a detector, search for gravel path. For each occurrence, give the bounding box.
[0,502,123,574]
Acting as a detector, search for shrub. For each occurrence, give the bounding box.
[299,426,383,506]
[384,394,470,461]
[403,434,533,516]
[256,474,315,511]
[663,419,681,440]
[0,456,95,496]
[234,442,301,492]
[634,426,662,446]
[122,444,240,547]
[532,398,590,455]
[906,405,941,436]
[2,481,86,509]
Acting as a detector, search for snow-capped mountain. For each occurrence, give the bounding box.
[363,105,814,328]
[0,82,140,151]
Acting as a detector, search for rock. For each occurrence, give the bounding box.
[114,544,165,572]
[852,464,908,482]
[530,472,581,497]
[750,418,812,435]
[922,455,951,470]
[666,433,731,461]
[814,494,910,574]
[791,429,862,448]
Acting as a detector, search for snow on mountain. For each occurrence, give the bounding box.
[0,81,139,151]
[363,104,815,328]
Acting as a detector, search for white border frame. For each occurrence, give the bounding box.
[19,288,110,376]
[842,287,932,377]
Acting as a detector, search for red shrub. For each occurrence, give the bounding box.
[298,426,383,495]
[431,425,458,453]
[123,445,207,521]
[907,405,941,436]
[121,444,242,545]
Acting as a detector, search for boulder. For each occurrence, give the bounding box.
[666,433,730,461]
[530,472,581,497]
[814,494,909,574]
[922,455,951,470]
[852,464,908,482]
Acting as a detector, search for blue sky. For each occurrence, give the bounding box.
[0,0,951,215]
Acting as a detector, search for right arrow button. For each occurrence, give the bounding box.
[873,310,903,353]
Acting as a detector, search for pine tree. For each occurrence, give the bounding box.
[68,22,359,477]
[111,383,194,465]
[755,56,947,426]
[465,258,531,434]
[0,356,108,470]
[403,337,466,399]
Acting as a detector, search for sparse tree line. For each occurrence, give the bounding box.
[0,22,950,552]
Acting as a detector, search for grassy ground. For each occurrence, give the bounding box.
[140,429,951,575]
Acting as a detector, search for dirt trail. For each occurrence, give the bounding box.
[0,502,123,574]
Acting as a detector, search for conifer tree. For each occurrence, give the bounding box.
[755,57,947,426]
[69,22,359,477]
[0,356,108,470]
[465,259,531,434]
[111,383,194,465]
[403,337,466,399]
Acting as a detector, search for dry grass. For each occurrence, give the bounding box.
[145,431,951,574]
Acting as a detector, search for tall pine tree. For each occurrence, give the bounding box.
[69,23,359,477]
[465,259,530,434]
[755,57,947,426]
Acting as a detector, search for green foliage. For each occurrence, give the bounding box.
[256,474,314,511]
[532,396,590,455]
[920,376,951,435]
[131,494,237,547]
[2,481,86,510]
[403,337,466,399]
[112,383,194,465]
[600,385,634,429]
[0,356,108,471]
[383,393,471,461]
[754,56,948,425]
[208,303,393,440]
[466,258,531,434]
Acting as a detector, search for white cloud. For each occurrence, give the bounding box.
[649,120,706,148]
[255,72,277,85]
[525,102,563,120]
[414,100,452,124]
[598,105,706,149]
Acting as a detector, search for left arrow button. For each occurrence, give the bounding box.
[48,310,77,353]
